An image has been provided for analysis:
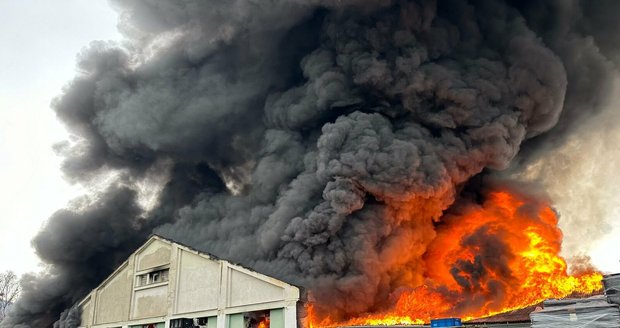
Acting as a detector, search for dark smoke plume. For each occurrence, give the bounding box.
[52,306,80,328]
[2,0,619,327]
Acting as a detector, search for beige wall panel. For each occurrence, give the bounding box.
[132,285,168,319]
[175,250,221,313]
[80,299,91,327]
[95,265,132,324]
[136,240,171,271]
[228,269,285,307]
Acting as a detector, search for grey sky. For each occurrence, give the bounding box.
[0,0,121,274]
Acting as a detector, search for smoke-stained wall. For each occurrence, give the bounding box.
[2,0,619,327]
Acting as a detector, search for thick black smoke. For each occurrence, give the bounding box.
[52,306,80,328]
[2,0,619,327]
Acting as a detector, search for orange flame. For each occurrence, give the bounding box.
[257,317,270,328]
[306,190,602,327]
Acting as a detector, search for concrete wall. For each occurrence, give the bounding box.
[136,240,171,271]
[78,236,300,328]
[228,269,286,307]
[132,285,168,319]
[95,264,133,324]
[80,298,92,327]
[175,250,220,313]
[132,239,171,320]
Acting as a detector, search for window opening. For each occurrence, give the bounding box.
[136,268,169,287]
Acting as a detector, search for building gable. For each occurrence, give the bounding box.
[78,235,301,328]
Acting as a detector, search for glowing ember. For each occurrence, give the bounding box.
[306,190,602,327]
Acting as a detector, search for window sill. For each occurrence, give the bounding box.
[134,281,169,291]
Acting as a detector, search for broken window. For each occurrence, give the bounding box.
[170,316,211,328]
[170,318,196,328]
[152,271,161,283]
[244,310,270,328]
[136,268,169,287]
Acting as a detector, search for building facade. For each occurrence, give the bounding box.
[78,236,301,328]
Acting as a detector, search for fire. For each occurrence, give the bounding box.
[257,317,270,328]
[306,190,602,327]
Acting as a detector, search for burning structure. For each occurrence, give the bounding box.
[1,0,619,327]
[76,235,301,328]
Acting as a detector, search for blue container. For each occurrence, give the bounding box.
[430,318,462,327]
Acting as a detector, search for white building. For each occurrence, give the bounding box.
[78,235,302,328]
